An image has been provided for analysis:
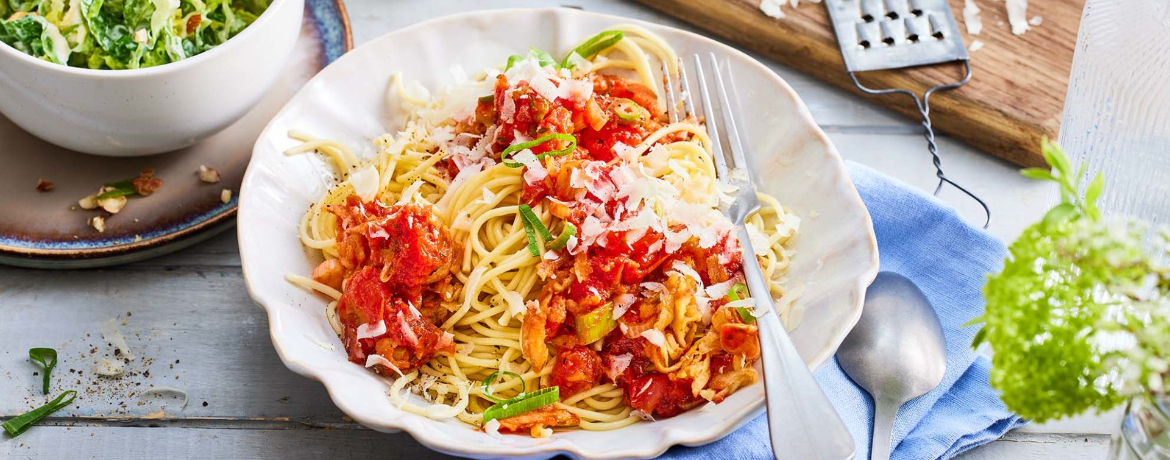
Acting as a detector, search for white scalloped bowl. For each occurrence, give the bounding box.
[239,8,878,459]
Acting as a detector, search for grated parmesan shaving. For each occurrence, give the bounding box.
[612,294,638,320]
[1005,0,1029,35]
[102,319,136,361]
[356,320,387,340]
[484,419,503,438]
[349,165,379,202]
[963,0,982,35]
[95,357,125,377]
[365,354,405,377]
[641,329,666,347]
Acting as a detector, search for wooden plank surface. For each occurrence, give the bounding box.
[0,0,1117,458]
[629,0,1084,167]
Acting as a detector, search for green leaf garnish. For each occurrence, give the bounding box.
[2,390,76,437]
[28,348,57,395]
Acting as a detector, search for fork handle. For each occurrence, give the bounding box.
[737,226,856,460]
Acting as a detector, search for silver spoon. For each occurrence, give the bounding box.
[836,272,947,460]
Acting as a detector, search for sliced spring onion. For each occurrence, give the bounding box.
[612,98,649,125]
[28,348,57,395]
[528,47,557,68]
[500,133,577,167]
[575,303,616,344]
[518,204,553,241]
[547,223,577,251]
[482,386,560,424]
[561,30,624,68]
[95,186,136,200]
[504,54,524,70]
[728,282,756,324]
[521,213,540,257]
[2,390,76,437]
[481,370,525,404]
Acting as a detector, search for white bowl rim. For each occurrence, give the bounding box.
[0,0,295,79]
[239,7,880,459]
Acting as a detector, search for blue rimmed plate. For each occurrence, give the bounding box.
[0,0,352,269]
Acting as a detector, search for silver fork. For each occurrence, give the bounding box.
[665,54,856,460]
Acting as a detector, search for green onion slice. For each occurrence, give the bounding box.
[482,387,560,424]
[612,98,649,125]
[518,204,553,241]
[547,223,577,251]
[520,213,540,257]
[529,47,558,68]
[562,31,624,68]
[481,370,525,404]
[95,187,136,200]
[2,390,76,437]
[728,282,756,324]
[504,54,524,70]
[500,133,577,168]
[28,348,57,395]
[575,303,616,345]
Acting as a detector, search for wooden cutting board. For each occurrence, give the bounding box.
[631,0,1084,167]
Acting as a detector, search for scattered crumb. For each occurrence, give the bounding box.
[1028,15,1042,26]
[35,179,53,192]
[963,0,982,35]
[134,235,142,242]
[969,40,985,52]
[89,216,106,232]
[198,165,221,183]
[220,189,232,204]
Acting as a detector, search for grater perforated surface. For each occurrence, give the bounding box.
[825,0,969,72]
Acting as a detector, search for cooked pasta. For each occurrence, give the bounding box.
[285,25,801,437]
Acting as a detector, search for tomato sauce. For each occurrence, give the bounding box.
[326,197,459,375]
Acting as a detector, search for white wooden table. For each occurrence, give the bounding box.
[0,0,1118,458]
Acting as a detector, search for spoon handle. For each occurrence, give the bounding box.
[738,227,855,460]
[870,400,898,460]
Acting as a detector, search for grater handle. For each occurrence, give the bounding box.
[847,61,992,229]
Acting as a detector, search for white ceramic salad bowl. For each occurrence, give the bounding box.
[0,0,303,156]
[238,8,879,459]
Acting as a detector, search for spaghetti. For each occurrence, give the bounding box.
[286,25,801,437]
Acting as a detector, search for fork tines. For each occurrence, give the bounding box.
[663,54,754,185]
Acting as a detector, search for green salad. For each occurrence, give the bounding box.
[0,0,267,69]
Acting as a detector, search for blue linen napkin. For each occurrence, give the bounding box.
[661,161,1025,460]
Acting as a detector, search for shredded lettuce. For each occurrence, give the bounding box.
[0,0,265,69]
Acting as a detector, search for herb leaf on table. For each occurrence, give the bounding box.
[28,348,57,395]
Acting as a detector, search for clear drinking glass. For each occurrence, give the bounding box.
[1063,2,1170,459]
[1058,0,1170,227]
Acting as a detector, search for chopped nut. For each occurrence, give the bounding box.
[220,189,232,204]
[133,29,149,45]
[132,176,163,196]
[98,194,127,214]
[198,165,221,183]
[35,179,53,192]
[89,216,106,232]
[79,194,99,210]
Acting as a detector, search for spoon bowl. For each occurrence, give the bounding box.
[837,271,947,460]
